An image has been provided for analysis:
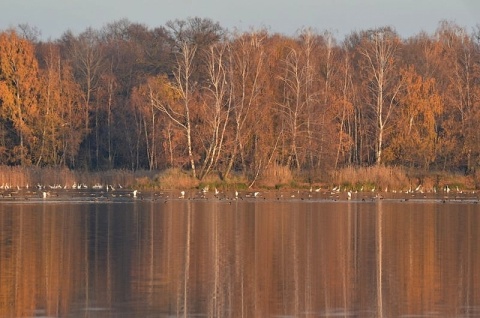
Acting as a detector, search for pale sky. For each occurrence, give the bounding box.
[1,0,479,41]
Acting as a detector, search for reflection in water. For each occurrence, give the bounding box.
[0,204,83,317]
[0,199,479,317]
[377,200,383,318]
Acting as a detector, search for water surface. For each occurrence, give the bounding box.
[0,191,479,317]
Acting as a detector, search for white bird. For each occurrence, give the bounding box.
[133,190,138,198]
[347,191,352,200]
[180,190,185,198]
[254,191,260,197]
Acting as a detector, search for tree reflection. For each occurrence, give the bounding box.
[1,200,480,317]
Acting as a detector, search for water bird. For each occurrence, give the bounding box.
[179,190,185,198]
[133,190,138,198]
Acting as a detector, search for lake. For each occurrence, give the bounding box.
[0,189,479,317]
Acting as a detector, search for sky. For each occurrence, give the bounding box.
[1,0,479,41]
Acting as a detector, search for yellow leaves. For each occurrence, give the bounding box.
[0,30,40,98]
[385,66,444,168]
[0,81,15,107]
[133,75,180,115]
[0,30,44,164]
[398,66,442,133]
[36,45,85,165]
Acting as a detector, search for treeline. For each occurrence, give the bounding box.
[1,18,479,181]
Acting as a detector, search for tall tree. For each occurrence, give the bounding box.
[142,42,198,176]
[174,41,198,177]
[100,20,174,169]
[357,27,402,165]
[277,37,311,170]
[197,41,232,179]
[384,66,443,169]
[0,30,41,165]
[166,17,225,87]
[94,71,117,168]
[334,45,355,169]
[131,75,179,170]
[435,21,477,171]
[36,42,85,166]
[225,30,268,178]
[60,27,105,168]
[314,31,344,172]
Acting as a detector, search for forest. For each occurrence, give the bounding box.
[1,18,479,187]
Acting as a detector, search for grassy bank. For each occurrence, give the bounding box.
[0,166,154,189]
[152,166,471,192]
[0,165,478,192]
[332,166,478,192]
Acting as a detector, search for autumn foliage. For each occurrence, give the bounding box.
[1,19,480,183]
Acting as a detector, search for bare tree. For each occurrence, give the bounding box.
[358,27,402,165]
[151,41,198,177]
[198,42,232,179]
[36,42,85,166]
[335,48,354,170]
[60,28,106,168]
[277,33,319,170]
[435,21,478,171]
[224,30,267,178]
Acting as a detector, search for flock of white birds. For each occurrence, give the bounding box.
[0,182,478,203]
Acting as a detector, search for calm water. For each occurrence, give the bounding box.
[0,191,479,317]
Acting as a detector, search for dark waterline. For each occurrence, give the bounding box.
[1,192,479,317]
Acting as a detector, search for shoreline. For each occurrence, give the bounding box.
[0,165,478,193]
[0,186,478,204]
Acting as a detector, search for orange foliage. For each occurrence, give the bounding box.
[384,66,443,168]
